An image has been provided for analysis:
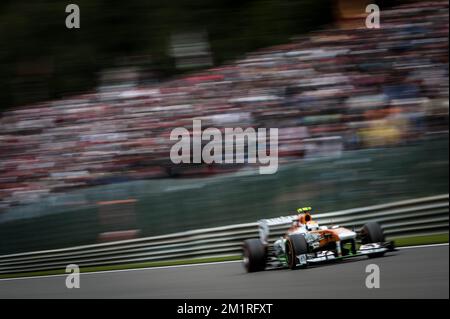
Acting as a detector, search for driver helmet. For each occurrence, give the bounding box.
[295,207,318,231]
[306,220,319,231]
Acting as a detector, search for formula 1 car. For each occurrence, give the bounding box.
[242,207,395,272]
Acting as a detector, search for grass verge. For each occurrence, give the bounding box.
[0,233,447,280]
[391,233,448,247]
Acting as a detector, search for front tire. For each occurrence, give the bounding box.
[243,239,266,272]
[286,234,309,269]
[360,222,386,258]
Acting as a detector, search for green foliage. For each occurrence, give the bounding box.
[0,0,333,110]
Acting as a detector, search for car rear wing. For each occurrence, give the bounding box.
[258,215,297,244]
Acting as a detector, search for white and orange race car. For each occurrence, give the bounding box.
[243,207,396,272]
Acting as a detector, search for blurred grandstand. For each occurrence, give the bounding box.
[0,1,448,211]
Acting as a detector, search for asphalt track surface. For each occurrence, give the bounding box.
[0,245,448,299]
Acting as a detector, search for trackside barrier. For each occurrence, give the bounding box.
[0,194,447,274]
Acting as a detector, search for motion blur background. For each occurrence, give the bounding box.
[0,0,448,254]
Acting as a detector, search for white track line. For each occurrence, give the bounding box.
[0,243,447,282]
[0,260,242,281]
[397,243,448,250]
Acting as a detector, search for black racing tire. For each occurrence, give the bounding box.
[360,222,386,258]
[243,239,267,272]
[286,234,309,270]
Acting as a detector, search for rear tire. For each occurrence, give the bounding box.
[360,222,386,258]
[286,234,309,269]
[243,239,266,272]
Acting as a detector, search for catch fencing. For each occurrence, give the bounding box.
[0,194,447,274]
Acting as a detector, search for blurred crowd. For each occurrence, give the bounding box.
[0,1,448,209]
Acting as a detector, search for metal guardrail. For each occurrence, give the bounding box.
[0,194,448,274]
